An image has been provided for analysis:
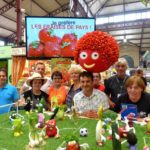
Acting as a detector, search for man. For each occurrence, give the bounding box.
[20,61,52,94]
[135,68,147,86]
[0,68,19,114]
[73,71,109,118]
[105,58,129,112]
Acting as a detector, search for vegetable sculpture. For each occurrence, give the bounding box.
[96,106,106,146]
[12,118,23,137]
[28,113,44,147]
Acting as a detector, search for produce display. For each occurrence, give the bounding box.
[0,110,150,150]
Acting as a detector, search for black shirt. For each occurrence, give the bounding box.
[116,92,150,116]
[105,75,129,104]
[23,90,49,110]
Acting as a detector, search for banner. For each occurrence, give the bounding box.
[26,17,95,59]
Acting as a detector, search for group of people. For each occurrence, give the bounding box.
[0,58,150,118]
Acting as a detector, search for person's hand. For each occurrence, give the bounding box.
[109,99,116,108]
[79,110,98,118]
[15,98,26,107]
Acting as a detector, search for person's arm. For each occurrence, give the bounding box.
[115,96,122,113]
[104,79,116,108]
[19,82,30,95]
[44,93,51,111]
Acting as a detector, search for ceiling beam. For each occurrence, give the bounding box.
[32,0,49,14]
[0,25,15,32]
[55,0,62,7]
[0,0,16,15]
[97,19,150,26]
[46,2,69,16]
[97,20,150,31]
[104,1,140,8]
[6,3,70,42]
[130,42,150,44]
[77,1,88,17]
[96,8,150,18]
[1,14,16,23]
[95,0,110,16]
[117,37,150,41]
[3,0,29,15]
[111,32,150,37]
[139,21,145,51]
[82,0,93,17]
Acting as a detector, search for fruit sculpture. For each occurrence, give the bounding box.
[45,119,59,138]
[74,30,119,72]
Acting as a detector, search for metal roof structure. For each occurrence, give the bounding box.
[0,0,150,53]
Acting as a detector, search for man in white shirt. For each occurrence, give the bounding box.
[73,71,109,118]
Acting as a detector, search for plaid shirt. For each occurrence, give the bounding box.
[66,84,81,108]
[73,89,109,113]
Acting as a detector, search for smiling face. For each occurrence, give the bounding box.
[74,31,119,73]
[0,70,7,87]
[31,79,43,90]
[35,63,45,77]
[70,71,80,82]
[127,82,143,103]
[78,50,106,72]
[80,76,93,95]
[125,76,145,103]
[52,75,62,87]
[115,63,127,78]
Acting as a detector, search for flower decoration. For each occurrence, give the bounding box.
[74,30,119,72]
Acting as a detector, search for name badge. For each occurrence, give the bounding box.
[117,93,121,98]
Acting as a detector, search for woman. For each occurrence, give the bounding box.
[48,71,68,109]
[116,76,150,116]
[21,72,49,111]
[93,73,105,92]
[66,65,82,110]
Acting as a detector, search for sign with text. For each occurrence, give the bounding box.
[25,16,95,59]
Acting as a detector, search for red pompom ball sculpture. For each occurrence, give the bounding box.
[74,30,119,73]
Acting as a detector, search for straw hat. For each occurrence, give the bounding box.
[26,72,47,86]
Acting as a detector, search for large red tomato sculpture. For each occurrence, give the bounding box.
[74,31,119,73]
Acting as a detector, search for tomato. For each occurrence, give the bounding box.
[39,28,61,43]
[28,41,44,57]
[61,33,77,43]
[61,42,76,57]
[61,33,77,57]
[44,41,61,57]
[66,142,80,150]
